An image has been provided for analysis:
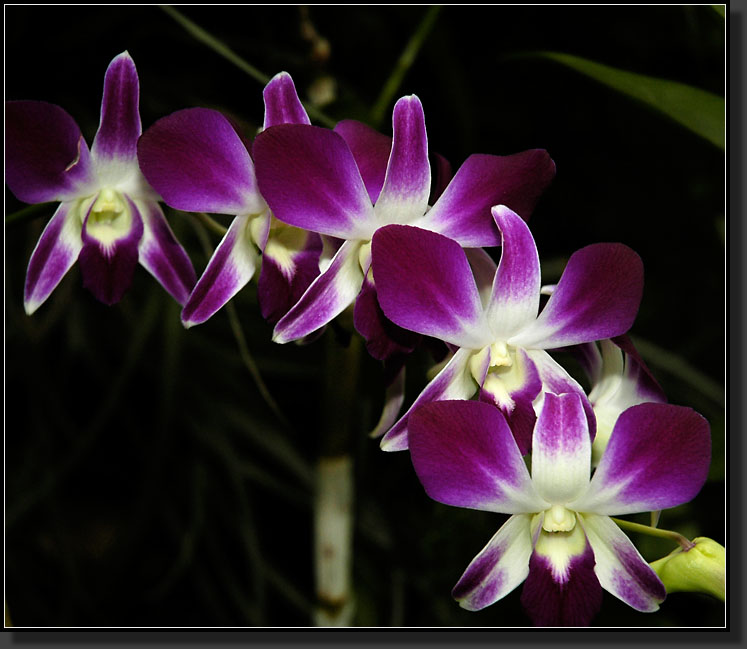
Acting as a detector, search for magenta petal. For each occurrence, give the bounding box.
[418,150,556,247]
[510,243,644,350]
[374,95,430,223]
[137,201,196,305]
[611,335,667,403]
[410,400,546,513]
[353,274,421,361]
[78,197,144,305]
[574,403,711,515]
[91,52,141,163]
[138,108,263,215]
[273,239,365,343]
[520,531,602,627]
[372,225,488,349]
[262,72,310,128]
[487,206,541,339]
[6,101,95,203]
[182,215,259,327]
[24,201,83,314]
[334,119,392,204]
[258,230,323,325]
[254,124,376,239]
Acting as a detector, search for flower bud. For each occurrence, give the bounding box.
[649,537,725,601]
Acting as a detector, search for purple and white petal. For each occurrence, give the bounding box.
[374,96,430,225]
[6,101,96,204]
[570,403,711,516]
[273,239,365,343]
[258,227,323,325]
[369,367,406,438]
[613,335,667,404]
[24,201,84,314]
[520,525,603,626]
[372,225,489,349]
[416,150,556,247]
[78,194,145,305]
[138,108,264,215]
[486,206,541,340]
[465,247,497,309]
[525,349,597,439]
[381,348,477,452]
[508,243,644,350]
[182,215,260,327]
[353,273,421,361]
[531,393,591,505]
[410,400,547,513]
[578,513,666,612]
[91,52,141,167]
[136,200,196,306]
[262,71,310,129]
[253,124,377,240]
[452,514,534,611]
[334,120,392,204]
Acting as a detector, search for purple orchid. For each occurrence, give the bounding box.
[576,336,667,467]
[252,94,556,352]
[371,206,645,453]
[5,52,196,313]
[408,394,711,626]
[137,72,322,327]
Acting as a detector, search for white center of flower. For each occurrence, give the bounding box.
[84,188,132,248]
[542,504,577,533]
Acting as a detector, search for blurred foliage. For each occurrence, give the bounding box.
[5,5,724,627]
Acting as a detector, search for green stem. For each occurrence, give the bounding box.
[610,517,695,551]
[160,5,336,128]
[5,202,55,226]
[194,211,228,236]
[370,5,442,127]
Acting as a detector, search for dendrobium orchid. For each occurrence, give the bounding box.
[5,52,196,313]
[137,72,322,327]
[408,394,711,626]
[575,336,667,466]
[371,206,645,452]
[252,94,556,351]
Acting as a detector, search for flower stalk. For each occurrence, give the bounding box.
[610,517,695,551]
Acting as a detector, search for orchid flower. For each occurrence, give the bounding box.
[5,52,196,313]
[575,336,666,466]
[370,206,645,452]
[137,72,322,327]
[408,394,711,625]
[251,94,556,352]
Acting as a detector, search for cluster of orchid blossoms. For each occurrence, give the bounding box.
[6,52,724,626]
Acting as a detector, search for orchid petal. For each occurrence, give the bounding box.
[6,101,95,203]
[452,514,534,611]
[380,348,476,452]
[487,206,541,340]
[520,524,602,626]
[369,367,406,439]
[333,119,392,204]
[136,201,196,306]
[23,201,83,314]
[579,513,666,612]
[465,247,498,309]
[570,404,711,515]
[372,225,489,349]
[262,71,310,129]
[409,400,547,513]
[531,393,591,505]
[253,124,376,240]
[258,227,323,325]
[78,195,144,305]
[273,239,365,343]
[182,215,260,327]
[508,243,644,350]
[417,150,556,247]
[91,52,141,167]
[138,108,264,215]
[374,95,430,224]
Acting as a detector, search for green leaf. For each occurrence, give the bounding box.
[523,51,724,149]
[712,5,725,18]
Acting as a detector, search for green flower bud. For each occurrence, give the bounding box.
[649,537,725,601]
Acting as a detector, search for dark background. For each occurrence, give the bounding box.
[5,5,725,628]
